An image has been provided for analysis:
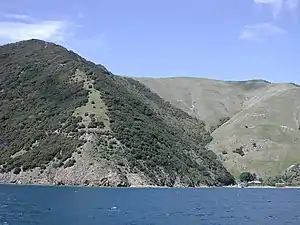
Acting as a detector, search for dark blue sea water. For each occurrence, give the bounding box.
[0,185,300,225]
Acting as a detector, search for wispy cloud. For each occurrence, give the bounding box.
[0,21,68,43]
[253,0,299,18]
[0,12,109,62]
[3,13,31,21]
[239,22,286,42]
[0,14,71,44]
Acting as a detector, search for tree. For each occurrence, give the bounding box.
[239,172,254,182]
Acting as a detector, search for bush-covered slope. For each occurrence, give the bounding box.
[0,39,234,186]
[264,164,300,186]
[0,40,88,172]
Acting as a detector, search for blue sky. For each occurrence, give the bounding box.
[0,0,300,82]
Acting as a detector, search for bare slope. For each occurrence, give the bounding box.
[208,83,300,179]
[0,39,234,187]
[136,77,270,127]
[136,77,300,181]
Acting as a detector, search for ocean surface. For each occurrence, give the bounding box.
[0,185,300,225]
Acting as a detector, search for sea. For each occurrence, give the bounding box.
[0,185,299,225]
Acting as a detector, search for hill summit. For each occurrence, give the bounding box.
[0,39,235,187]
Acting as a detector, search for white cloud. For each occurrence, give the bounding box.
[3,13,31,21]
[0,13,109,61]
[0,19,70,44]
[239,22,286,42]
[253,0,299,18]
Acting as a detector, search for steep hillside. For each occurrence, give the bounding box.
[0,39,235,187]
[136,77,270,127]
[208,84,300,180]
[136,77,300,182]
[265,164,300,186]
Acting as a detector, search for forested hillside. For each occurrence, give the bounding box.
[0,39,235,187]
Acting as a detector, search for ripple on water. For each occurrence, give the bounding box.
[0,186,300,225]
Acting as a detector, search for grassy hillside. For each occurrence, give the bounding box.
[208,84,300,180]
[0,39,235,187]
[136,77,270,127]
[136,77,300,182]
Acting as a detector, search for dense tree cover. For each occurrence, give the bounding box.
[239,172,255,182]
[0,40,87,171]
[79,66,235,186]
[0,39,235,186]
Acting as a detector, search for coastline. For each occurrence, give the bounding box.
[1,182,300,189]
[224,185,300,189]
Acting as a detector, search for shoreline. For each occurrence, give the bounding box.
[224,185,300,189]
[1,182,300,189]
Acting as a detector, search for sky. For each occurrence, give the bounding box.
[0,0,300,83]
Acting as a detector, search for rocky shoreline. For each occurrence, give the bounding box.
[1,180,299,189]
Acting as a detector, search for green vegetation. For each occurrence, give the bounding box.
[265,164,300,186]
[137,76,300,181]
[233,146,245,156]
[239,172,255,182]
[0,40,88,172]
[64,159,76,168]
[0,39,235,187]
[79,66,234,186]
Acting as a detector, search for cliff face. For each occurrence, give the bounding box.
[0,39,235,187]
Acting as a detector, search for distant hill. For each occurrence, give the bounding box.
[136,77,271,128]
[0,39,234,187]
[136,77,300,183]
